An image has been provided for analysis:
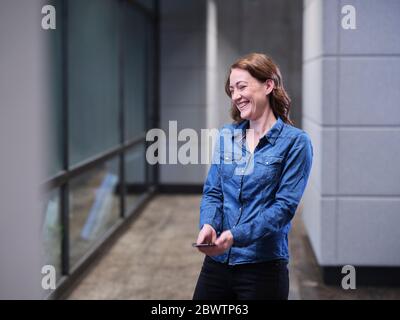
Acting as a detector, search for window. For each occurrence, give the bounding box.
[69,158,121,268]
[43,0,158,296]
[68,0,120,166]
[42,189,62,280]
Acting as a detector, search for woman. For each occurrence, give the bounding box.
[193,53,313,300]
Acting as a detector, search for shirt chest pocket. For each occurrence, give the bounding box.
[220,153,241,179]
[253,155,284,181]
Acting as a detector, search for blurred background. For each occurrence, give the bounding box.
[0,0,399,299]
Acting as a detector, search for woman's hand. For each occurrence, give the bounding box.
[213,230,234,254]
[196,227,234,256]
[196,224,217,248]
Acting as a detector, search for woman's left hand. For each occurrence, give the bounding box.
[199,230,234,256]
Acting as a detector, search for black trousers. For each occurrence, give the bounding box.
[193,256,289,300]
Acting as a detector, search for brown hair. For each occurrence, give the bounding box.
[225,53,293,125]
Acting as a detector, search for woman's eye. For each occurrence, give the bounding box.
[238,86,246,90]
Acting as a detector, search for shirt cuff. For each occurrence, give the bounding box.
[230,225,248,247]
[199,207,221,231]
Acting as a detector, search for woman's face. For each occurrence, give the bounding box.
[229,68,272,121]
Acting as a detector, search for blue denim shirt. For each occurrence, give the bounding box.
[199,117,313,265]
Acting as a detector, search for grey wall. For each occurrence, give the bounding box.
[159,0,208,184]
[302,0,400,266]
[0,0,48,299]
[160,0,303,184]
[216,0,303,128]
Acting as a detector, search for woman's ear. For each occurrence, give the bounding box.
[265,79,275,96]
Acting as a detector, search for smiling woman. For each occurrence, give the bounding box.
[226,53,292,126]
[193,53,313,300]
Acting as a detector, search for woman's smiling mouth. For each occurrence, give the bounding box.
[237,101,250,110]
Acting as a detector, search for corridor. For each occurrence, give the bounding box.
[2,0,400,300]
[67,195,400,300]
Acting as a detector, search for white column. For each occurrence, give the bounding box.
[302,0,400,270]
[0,0,48,299]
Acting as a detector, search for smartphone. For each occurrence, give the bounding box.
[192,243,216,247]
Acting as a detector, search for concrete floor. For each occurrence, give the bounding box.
[67,195,400,300]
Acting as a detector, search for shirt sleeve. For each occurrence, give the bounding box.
[231,132,313,247]
[199,130,224,232]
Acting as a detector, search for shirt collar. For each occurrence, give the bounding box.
[265,116,284,145]
[232,117,284,146]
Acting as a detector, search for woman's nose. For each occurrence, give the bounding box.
[232,90,240,102]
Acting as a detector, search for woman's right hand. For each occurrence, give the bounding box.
[196,224,217,253]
